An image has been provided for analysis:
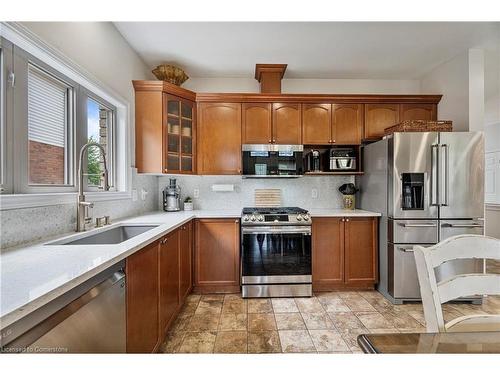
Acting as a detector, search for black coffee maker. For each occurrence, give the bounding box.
[306,150,321,172]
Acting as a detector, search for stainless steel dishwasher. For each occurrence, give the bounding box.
[1,261,126,353]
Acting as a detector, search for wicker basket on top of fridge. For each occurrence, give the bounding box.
[384,120,452,136]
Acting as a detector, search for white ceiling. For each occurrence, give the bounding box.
[114,22,500,79]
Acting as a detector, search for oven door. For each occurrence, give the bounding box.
[241,226,312,284]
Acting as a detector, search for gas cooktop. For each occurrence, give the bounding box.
[241,207,311,226]
[242,207,308,215]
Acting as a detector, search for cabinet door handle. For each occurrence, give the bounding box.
[235,219,239,223]
[345,218,350,222]
[161,238,167,244]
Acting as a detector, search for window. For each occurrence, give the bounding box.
[0,36,121,201]
[27,64,73,186]
[84,96,115,190]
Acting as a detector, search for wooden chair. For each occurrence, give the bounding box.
[414,234,500,333]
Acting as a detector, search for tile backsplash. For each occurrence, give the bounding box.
[158,175,354,211]
[0,169,158,249]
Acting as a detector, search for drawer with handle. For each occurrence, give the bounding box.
[389,219,438,244]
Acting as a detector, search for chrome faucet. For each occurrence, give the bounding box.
[77,142,110,232]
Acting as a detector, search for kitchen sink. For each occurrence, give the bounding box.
[47,224,159,245]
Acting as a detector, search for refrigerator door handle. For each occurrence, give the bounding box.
[397,246,415,253]
[440,143,449,206]
[398,222,437,228]
[442,223,484,228]
[430,144,439,206]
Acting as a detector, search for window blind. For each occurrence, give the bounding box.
[28,65,67,148]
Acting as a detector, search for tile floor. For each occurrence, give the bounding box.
[159,291,500,354]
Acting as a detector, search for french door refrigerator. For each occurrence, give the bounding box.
[358,131,484,304]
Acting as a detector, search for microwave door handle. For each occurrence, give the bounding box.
[430,144,439,206]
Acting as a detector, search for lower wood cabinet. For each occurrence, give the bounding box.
[126,220,193,353]
[312,216,378,291]
[194,218,240,293]
[344,217,378,285]
[312,217,345,287]
[179,221,193,301]
[126,240,160,353]
[159,229,180,339]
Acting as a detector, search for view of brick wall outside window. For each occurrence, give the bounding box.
[29,140,64,184]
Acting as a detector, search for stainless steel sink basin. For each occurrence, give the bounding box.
[48,224,159,245]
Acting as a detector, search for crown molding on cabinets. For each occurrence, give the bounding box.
[195,93,443,104]
[132,80,196,101]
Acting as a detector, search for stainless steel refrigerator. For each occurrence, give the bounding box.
[358,132,484,304]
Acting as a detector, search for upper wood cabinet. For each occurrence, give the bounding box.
[332,104,363,145]
[242,103,302,144]
[344,217,378,285]
[197,103,242,174]
[134,81,196,174]
[302,104,332,144]
[312,218,344,288]
[126,240,160,353]
[159,230,180,339]
[164,95,196,173]
[272,103,302,144]
[242,103,272,144]
[179,221,193,302]
[364,104,400,140]
[400,103,437,121]
[194,218,240,293]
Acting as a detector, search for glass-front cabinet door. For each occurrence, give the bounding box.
[164,94,195,173]
[180,99,194,172]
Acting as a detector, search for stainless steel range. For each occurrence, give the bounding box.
[241,207,312,298]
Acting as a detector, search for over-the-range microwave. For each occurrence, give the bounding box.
[242,144,304,178]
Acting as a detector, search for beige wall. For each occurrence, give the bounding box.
[420,52,469,131]
[183,77,421,94]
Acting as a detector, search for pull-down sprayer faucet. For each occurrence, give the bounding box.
[76,143,110,232]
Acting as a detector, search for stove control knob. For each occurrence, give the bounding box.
[303,214,311,221]
[243,215,250,222]
[257,215,264,222]
[250,215,256,222]
[296,214,303,221]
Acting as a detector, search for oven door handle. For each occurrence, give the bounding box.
[241,226,311,235]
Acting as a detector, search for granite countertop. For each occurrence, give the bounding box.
[0,208,379,328]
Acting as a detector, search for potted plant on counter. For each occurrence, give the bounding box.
[184,196,193,211]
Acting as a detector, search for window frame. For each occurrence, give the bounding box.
[12,44,77,194]
[78,87,117,192]
[0,38,14,194]
[0,23,131,210]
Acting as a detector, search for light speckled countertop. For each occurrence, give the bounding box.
[0,208,379,327]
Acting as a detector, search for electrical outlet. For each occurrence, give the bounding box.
[311,188,318,199]
[132,189,138,202]
[140,188,148,201]
[193,188,200,199]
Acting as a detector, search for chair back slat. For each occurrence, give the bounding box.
[438,274,500,303]
[429,235,500,268]
[414,235,500,333]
